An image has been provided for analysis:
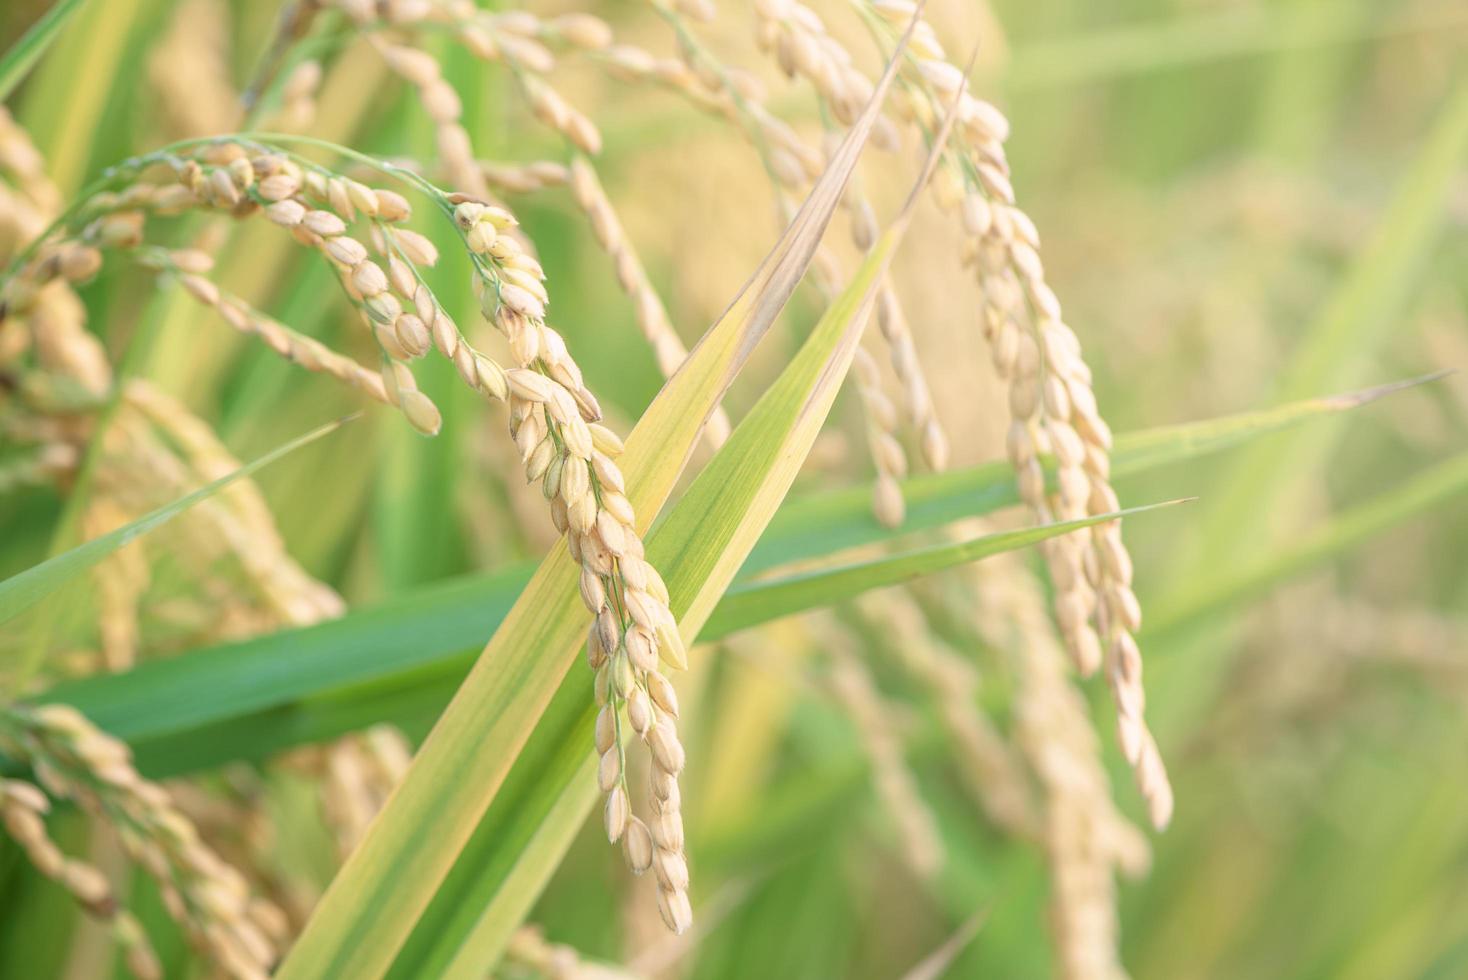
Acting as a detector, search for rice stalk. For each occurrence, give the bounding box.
[646,2,937,526]
[862,0,1172,828]
[0,703,285,979]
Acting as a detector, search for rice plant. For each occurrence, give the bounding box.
[1,0,1465,977]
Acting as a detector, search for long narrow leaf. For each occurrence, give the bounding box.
[423,179,910,980]
[274,16,924,976]
[703,501,1187,640]
[0,416,351,626]
[411,66,977,974]
[31,377,1425,777]
[750,373,1433,577]
[0,0,88,103]
[1148,451,1468,638]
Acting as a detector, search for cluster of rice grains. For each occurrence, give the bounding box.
[647,0,949,526]
[327,0,742,453]
[5,138,468,437]
[0,705,287,980]
[0,118,353,978]
[5,84,701,948]
[452,198,696,933]
[859,0,1174,830]
[0,0,1185,972]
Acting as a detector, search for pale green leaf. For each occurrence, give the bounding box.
[0,416,350,626]
[275,16,923,975]
[0,0,88,103]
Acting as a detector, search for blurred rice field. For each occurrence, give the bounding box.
[0,1,1466,978]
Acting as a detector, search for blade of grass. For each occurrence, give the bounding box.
[748,373,1437,576]
[703,501,1189,639]
[30,378,1427,776]
[0,415,352,626]
[1148,450,1468,641]
[1159,77,1468,737]
[274,17,924,976]
[0,0,89,102]
[410,55,974,976]
[423,174,907,980]
[1192,80,1468,572]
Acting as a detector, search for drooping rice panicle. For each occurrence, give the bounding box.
[0,778,162,979]
[0,704,285,979]
[861,0,1172,828]
[447,195,695,932]
[45,134,707,932]
[1,140,457,435]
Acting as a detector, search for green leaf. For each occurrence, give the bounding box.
[703,500,1188,641]
[408,205,901,980]
[1154,78,1468,739]
[274,18,924,976]
[31,377,1423,778]
[0,0,88,103]
[0,415,351,626]
[747,373,1435,577]
[393,37,975,974]
[1147,450,1468,639]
